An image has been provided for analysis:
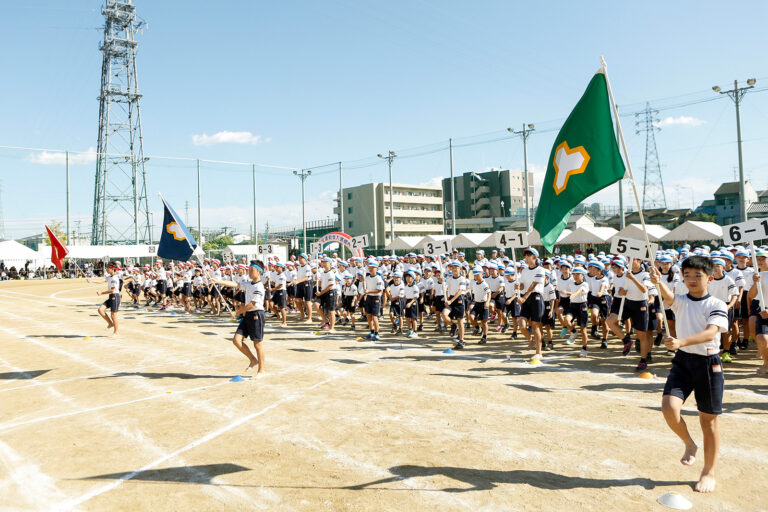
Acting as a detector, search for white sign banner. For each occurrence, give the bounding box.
[422,239,452,256]
[309,242,322,255]
[256,244,275,256]
[723,219,768,245]
[609,236,658,260]
[494,231,529,249]
[349,234,369,250]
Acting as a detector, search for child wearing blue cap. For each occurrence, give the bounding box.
[386,273,405,334]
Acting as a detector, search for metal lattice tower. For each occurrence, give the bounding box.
[635,102,667,210]
[91,0,151,245]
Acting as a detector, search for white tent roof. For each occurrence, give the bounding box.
[527,229,572,246]
[453,233,491,248]
[385,236,425,251]
[559,227,618,244]
[661,221,723,242]
[615,224,670,242]
[0,240,41,267]
[37,244,159,260]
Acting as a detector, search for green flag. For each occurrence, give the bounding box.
[533,71,625,252]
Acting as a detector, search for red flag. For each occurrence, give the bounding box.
[45,225,69,270]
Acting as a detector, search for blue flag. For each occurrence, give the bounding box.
[157,196,198,261]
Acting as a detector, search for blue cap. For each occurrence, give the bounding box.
[611,260,626,269]
[338,260,348,267]
[572,267,587,275]
[458,252,465,257]
[406,270,417,278]
[735,249,750,257]
[299,253,308,260]
[342,272,352,279]
[544,270,552,277]
[523,247,539,258]
[712,258,725,266]
[322,257,333,263]
[503,267,516,275]
[657,255,673,263]
[249,263,263,272]
[487,262,498,270]
[276,262,285,268]
[721,252,734,261]
[449,260,460,267]
[393,272,402,278]
[588,261,605,272]
[472,267,484,275]
[559,260,572,268]
[367,260,379,267]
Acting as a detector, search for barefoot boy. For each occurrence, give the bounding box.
[97,263,120,336]
[650,255,728,493]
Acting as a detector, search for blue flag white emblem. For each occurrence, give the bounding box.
[157,196,198,261]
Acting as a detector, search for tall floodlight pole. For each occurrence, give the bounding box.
[508,124,535,231]
[338,162,344,258]
[293,169,312,252]
[378,151,397,253]
[66,151,70,244]
[197,159,202,243]
[92,0,151,244]
[714,78,756,222]
[449,138,456,235]
[252,165,259,244]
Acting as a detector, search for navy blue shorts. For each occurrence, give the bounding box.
[756,312,768,336]
[588,293,610,318]
[471,301,489,321]
[664,308,676,322]
[272,289,286,309]
[663,350,724,415]
[740,290,751,319]
[448,299,465,320]
[390,297,404,317]
[543,303,555,327]
[103,294,120,313]
[342,295,357,312]
[493,293,506,312]
[405,301,418,319]
[567,301,589,327]
[236,310,265,342]
[558,297,570,312]
[612,298,649,332]
[520,293,544,323]
[432,296,445,313]
[298,281,312,301]
[365,295,382,316]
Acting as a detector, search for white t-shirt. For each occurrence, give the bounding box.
[470,279,491,303]
[519,265,545,295]
[542,282,557,303]
[445,275,467,298]
[708,275,738,305]
[388,282,405,299]
[404,284,420,300]
[243,280,265,310]
[670,293,728,356]
[569,280,590,304]
[502,278,517,297]
[105,274,119,295]
[431,277,446,297]
[364,274,385,295]
[588,275,609,296]
[736,265,755,292]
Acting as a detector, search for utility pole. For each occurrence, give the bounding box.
[508,125,534,231]
[338,162,344,258]
[377,151,397,252]
[66,151,70,244]
[449,138,456,235]
[252,164,257,243]
[196,159,202,243]
[293,169,312,253]
[714,78,756,223]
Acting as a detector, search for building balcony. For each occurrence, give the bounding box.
[384,207,444,219]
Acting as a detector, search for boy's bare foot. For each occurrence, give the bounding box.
[695,470,716,493]
[109,331,119,337]
[105,324,114,330]
[245,359,258,371]
[756,366,768,376]
[256,371,266,379]
[681,443,697,465]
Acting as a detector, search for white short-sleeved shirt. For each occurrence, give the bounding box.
[708,275,738,304]
[388,282,405,299]
[726,267,745,291]
[624,270,651,301]
[588,275,609,296]
[105,274,119,295]
[736,265,755,292]
[404,284,420,300]
[519,265,545,295]
[445,275,467,297]
[364,274,385,295]
[431,277,446,297]
[670,293,728,356]
[242,280,265,310]
[296,264,312,281]
[343,283,359,297]
[542,282,557,302]
[470,279,491,303]
[318,269,336,292]
[557,274,574,296]
[569,280,590,304]
[486,275,503,293]
[273,272,287,290]
[503,278,518,297]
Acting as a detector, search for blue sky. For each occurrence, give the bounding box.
[2,1,768,239]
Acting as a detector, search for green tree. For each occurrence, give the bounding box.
[46,220,67,244]
[203,234,233,251]
[674,212,716,227]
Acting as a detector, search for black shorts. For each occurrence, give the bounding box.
[611,297,649,332]
[756,313,768,336]
[405,301,418,319]
[235,310,265,342]
[558,296,570,312]
[365,295,382,316]
[749,298,762,317]
[320,290,337,313]
[664,308,676,322]
[663,350,724,415]
[342,295,357,313]
[741,290,751,319]
[588,293,610,319]
[272,289,286,308]
[264,288,272,301]
[520,293,544,322]
[298,281,312,301]
[493,293,506,312]
[433,296,445,313]
[423,294,433,308]
[156,281,167,295]
[567,301,589,327]
[103,294,120,313]
[287,284,296,299]
[471,301,489,321]
[390,297,403,317]
[448,299,465,320]
[543,302,555,327]
[182,283,192,297]
[506,299,521,317]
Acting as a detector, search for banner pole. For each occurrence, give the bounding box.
[600,56,670,336]
[750,241,766,311]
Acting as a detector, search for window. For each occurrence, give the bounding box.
[348,207,353,214]
[347,193,352,200]
[348,220,353,228]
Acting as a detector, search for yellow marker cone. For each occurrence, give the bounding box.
[84,336,91,341]
[528,358,543,366]
[355,337,364,342]
[637,371,654,379]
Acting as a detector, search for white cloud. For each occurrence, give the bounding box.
[419,176,444,187]
[655,116,706,128]
[191,131,267,146]
[25,147,97,165]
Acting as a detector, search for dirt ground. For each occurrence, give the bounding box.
[0,278,766,511]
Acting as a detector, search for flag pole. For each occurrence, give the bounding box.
[600,56,670,337]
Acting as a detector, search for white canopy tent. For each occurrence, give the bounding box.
[615,223,670,242]
[452,233,491,248]
[661,221,723,242]
[37,244,160,261]
[526,229,573,247]
[0,240,44,269]
[385,236,425,251]
[559,227,618,245]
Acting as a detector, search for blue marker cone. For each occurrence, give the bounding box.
[230,375,245,382]
[502,355,513,363]
[170,312,176,316]
[443,348,454,354]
